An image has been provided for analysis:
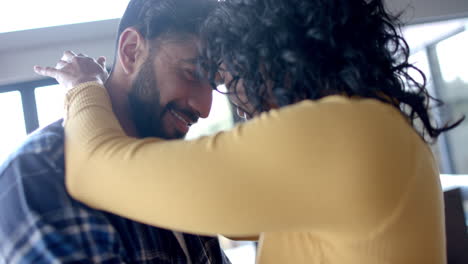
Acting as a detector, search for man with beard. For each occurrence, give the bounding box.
[0,0,229,263]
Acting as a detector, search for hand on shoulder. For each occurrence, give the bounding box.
[34,50,109,90]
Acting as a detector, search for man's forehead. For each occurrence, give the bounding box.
[152,36,202,64]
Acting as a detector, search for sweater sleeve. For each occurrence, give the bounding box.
[64,82,414,237]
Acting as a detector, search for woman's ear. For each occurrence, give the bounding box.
[117,27,147,75]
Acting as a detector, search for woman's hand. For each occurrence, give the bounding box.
[34,50,109,90]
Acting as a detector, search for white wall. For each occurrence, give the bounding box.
[0,0,468,87]
[0,19,118,86]
[0,38,115,86]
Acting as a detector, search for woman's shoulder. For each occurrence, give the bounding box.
[293,95,402,115]
[267,95,408,129]
[240,95,428,161]
[265,95,428,159]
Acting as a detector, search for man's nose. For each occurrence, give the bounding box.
[188,82,213,119]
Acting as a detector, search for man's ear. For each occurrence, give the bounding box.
[117,27,147,75]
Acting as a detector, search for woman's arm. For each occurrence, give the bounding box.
[64,82,414,237]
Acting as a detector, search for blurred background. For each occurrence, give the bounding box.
[0,0,468,263]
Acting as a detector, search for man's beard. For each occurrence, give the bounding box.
[128,58,184,139]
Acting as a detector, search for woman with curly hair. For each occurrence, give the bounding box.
[36,0,462,263]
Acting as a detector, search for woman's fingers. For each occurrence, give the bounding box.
[62,50,77,62]
[34,51,108,90]
[33,65,60,79]
[96,56,106,69]
[55,60,68,69]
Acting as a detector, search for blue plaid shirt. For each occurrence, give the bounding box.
[0,120,230,264]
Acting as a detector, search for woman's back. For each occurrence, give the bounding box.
[254,96,445,264]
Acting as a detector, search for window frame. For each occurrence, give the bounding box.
[0,77,57,134]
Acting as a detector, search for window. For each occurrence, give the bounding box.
[408,51,431,88]
[0,79,57,160]
[0,91,27,162]
[434,30,468,174]
[404,17,468,174]
[35,85,66,127]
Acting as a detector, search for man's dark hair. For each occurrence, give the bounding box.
[201,0,463,142]
[119,0,217,39]
[113,0,217,66]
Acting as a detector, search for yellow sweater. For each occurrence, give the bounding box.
[64,82,446,264]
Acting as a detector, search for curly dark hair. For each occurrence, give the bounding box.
[200,0,463,142]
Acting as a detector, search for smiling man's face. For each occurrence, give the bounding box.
[128,35,213,139]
